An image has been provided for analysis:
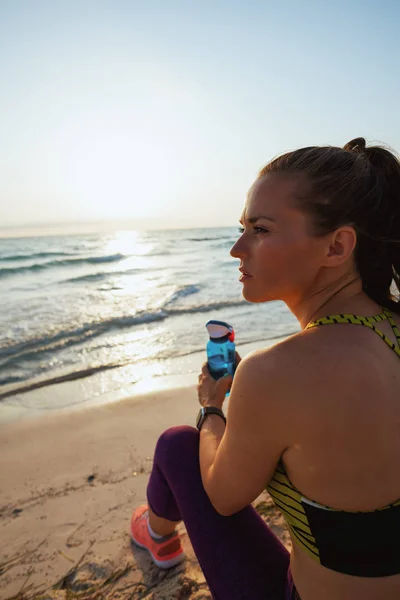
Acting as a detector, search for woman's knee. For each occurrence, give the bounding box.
[154,425,199,469]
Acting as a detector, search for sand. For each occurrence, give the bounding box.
[0,385,291,599]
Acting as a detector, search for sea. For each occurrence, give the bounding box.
[0,227,299,422]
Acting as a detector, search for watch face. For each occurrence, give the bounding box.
[196,407,204,429]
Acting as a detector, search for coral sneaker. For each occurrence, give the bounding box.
[130,505,185,569]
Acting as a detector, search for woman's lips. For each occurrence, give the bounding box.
[239,269,252,281]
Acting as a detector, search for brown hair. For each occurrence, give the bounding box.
[260,138,400,313]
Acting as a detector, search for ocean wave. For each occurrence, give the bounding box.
[0,310,168,365]
[147,249,172,256]
[0,251,69,262]
[0,363,125,401]
[187,235,234,242]
[187,237,218,242]
[64,267,143,284]
[0,298,246,365]
[88,254,125,263]
[0,253,125,278]
[0,324,299,401]
[215,239,237,248]
[166,298,245,315]
[0,374,25,386]
[165,284,201,305]
[65,272,108,283]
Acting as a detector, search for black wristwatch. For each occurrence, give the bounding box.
[196,406,226,431]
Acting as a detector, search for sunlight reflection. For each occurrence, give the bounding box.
[103,230,154,257]
[108,275,159,298]
[118,359,168,395]
[107,326,167,364]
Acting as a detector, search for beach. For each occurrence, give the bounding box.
[0,229,294,598]
[0,381,291,599]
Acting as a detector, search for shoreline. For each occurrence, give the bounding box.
[0,334,291,426]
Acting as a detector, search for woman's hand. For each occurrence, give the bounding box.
[197,352,242,409]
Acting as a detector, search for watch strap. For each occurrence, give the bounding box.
[196,406,226,431]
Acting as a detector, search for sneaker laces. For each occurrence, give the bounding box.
[138,509,149,523]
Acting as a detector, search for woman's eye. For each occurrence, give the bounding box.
[237,226,268,234]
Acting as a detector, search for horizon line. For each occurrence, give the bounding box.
[0,220,237,240]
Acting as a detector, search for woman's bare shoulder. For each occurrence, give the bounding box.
[246,327,334,368]
[261,324,367,364]
[242,326,367,399]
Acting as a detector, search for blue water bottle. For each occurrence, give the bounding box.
[206,320,236,380]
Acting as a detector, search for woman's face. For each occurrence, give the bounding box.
[230,173,326,305]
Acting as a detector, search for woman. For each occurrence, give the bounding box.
[130,138,400,600]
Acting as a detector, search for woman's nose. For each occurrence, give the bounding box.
[230,236,246,259]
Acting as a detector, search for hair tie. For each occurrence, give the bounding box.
[344,137,366,153]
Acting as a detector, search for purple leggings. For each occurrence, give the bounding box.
[147,425,298,600]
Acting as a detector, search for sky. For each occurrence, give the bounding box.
[1,0,399,233]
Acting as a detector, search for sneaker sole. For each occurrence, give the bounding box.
[131,533,185,569]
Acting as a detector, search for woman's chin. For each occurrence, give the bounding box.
[241,288,272,303]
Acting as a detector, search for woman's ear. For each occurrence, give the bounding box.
[324,226,357,267]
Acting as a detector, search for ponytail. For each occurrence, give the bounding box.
[349,139,400,311]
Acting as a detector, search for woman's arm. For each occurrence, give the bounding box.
[199,349,291,516]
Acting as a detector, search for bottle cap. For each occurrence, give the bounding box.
[206,320,234,340]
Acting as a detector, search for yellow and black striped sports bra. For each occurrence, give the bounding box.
[267,308,400,577]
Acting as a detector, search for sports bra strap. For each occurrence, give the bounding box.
[384,309,400,349]
[306,308,400,358]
